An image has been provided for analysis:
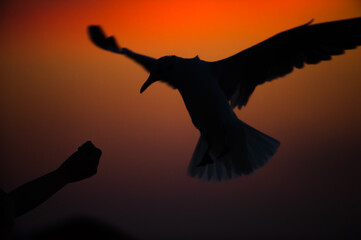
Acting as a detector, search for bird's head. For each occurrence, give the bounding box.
[140,56,177,93]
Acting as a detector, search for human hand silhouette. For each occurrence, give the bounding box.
[4,141,102,221]
[57,141,102,183]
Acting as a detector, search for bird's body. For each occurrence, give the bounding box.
[171,57,234,134]
[151,56,279,180]
[88,17,361,181]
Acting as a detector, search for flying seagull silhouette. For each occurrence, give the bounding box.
[88,17,361,182]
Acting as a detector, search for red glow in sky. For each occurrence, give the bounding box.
[1,1,360,239]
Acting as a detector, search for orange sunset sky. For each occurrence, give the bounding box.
[1,0,361,239]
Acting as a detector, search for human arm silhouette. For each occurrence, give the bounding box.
[87,25,156,72]
[7,141,102,218]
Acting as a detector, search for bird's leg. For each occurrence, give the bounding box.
[197,152,214,167]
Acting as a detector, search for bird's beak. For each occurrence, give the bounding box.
[140,74,158,93]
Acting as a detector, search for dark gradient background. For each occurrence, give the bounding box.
[1,0,361,239]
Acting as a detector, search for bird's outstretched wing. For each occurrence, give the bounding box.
[210,17,361,109]
[87,25,156,72]
[88,25,123,53]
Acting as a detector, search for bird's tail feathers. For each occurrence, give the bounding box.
[187,120,280,182]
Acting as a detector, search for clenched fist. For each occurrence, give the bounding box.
[57,141,102,183]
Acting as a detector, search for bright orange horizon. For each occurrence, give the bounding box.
[1,1,360,239]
